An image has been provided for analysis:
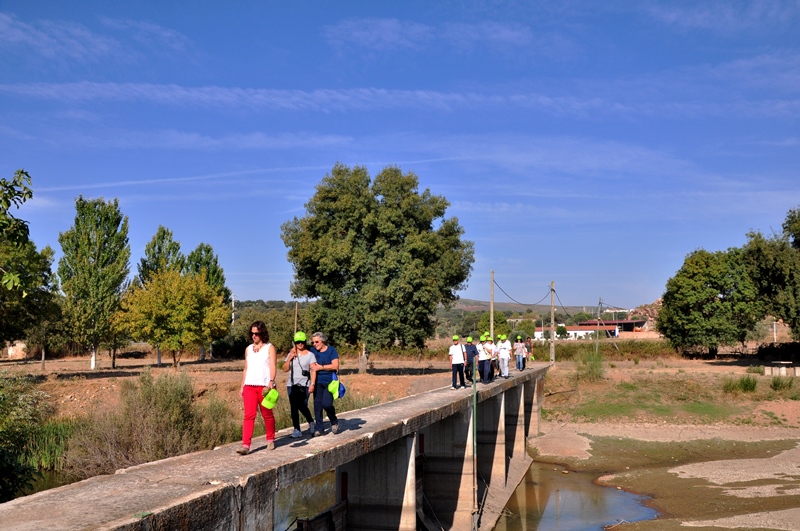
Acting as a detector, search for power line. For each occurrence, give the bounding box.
[492,279,550,306]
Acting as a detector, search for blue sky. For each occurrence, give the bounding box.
[2,1,798,310]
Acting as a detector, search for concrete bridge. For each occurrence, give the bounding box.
[0,363,550,530]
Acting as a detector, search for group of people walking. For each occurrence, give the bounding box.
[448,334,534,389]
[237,321,341,455]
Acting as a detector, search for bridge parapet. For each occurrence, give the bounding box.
[0,364,550,530]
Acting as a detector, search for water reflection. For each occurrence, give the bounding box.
[274,470,335,531]
[495,463,658,530]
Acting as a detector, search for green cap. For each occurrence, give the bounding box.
[517,335,522,340]
[467,336,473,342]
[452,335,459,340]
[261,388,280,409]
[293,331,307,342]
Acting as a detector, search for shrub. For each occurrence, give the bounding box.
[576,350,604,383]
[739,375,758,393]
[65,369,237,479]
[746,365,764,375]
[722,377,739,394]
[770,376,794,392]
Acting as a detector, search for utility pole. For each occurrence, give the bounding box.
[490,270,495,340]
[550,280,555,364]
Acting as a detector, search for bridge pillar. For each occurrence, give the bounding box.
[504,385,526,461]
[418,405,474,529]
[477,392,506,492]
[336,433,417,531]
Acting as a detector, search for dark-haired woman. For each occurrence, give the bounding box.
[283,331,316,438]
[237,321,277,455]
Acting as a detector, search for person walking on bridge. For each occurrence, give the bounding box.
[514,336,526,371]
[448,335,466,389]
[464,336,478,384]
[309,332,340,436]
[497,334,512,378]
[238,321,277,455]
[283,331,316,438]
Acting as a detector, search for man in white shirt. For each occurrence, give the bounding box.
[496,334,512,378]
[448,335,466,389]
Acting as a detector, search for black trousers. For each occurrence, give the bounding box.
[289,385,314,431]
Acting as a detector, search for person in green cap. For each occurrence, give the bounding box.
[464,336,478,384]
[282,331,317,438]
[448,335,466,389]
[514,335,526,371]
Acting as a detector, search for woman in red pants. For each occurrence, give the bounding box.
[237,321,277,455]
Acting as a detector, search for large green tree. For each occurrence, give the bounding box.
[657,248,762,355]
[281,164,474,369]
[58,196,130,369]
[137,225,185,285]
[120,269,229,367]
[0,241,58,345]
[185,243,231,304]
[742,208,800,338]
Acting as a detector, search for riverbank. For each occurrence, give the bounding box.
[531,421,800,530]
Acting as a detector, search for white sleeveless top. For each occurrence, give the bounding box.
[243,343,273,386]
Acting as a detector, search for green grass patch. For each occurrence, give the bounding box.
[680,401,737,420]
[746,365,765,375]
[573,401,637,421]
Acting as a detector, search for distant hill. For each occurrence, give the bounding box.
[452,298,593,316]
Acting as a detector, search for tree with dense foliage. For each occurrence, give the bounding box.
[137,225,185,285]
[185,243,231,304]
[58,197,130,369]
[477,311,511,338]
[0,241,58,345]
[742,208,800,339]
[657,248,762,355]
[281,164,474,370]
[1,170,34,293]
[120,269,229,367]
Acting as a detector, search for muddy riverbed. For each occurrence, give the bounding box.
[530,422,800,530]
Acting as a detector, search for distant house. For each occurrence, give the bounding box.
[578,319,648,333]
[532,324,618,340]
[2,340,28,360]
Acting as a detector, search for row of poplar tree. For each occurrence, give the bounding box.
[1,170,230,368]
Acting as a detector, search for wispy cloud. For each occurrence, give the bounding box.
[0,12,120,62]
[83,129,352,151]
[4,78,795,119]
[324,17,542,55]
[100,17,191,53]
[324,18,433,51]
[644,0,800,32]
[0,12,193,66]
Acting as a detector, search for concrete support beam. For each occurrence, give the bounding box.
[336,434,417,531]
[477,392,506,492]
[418,406,474,529]
[504,386,526,462]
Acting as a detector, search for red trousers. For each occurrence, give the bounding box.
[241,385,275,447]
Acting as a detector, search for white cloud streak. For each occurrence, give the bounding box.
[644,0,800,32]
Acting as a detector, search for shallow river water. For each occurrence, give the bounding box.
[494,462,658,530]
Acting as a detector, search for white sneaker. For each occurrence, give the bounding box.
[291,429,302,438]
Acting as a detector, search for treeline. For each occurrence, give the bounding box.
[658,205,800,356]
[1,177,231,369]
